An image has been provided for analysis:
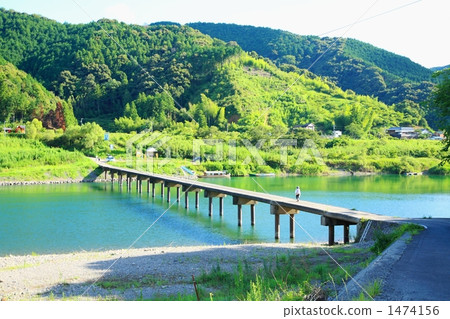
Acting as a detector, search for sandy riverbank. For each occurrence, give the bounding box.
[0,242,374,301]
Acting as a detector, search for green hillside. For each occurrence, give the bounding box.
[0,56,76,128]
[430,65,450,72]
[187,23,435,109]
[0,10,448,178]
[189,52,420,134]
[0,9,429,134]
[0,8,240,123]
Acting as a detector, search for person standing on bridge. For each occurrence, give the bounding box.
[295,186,301,201]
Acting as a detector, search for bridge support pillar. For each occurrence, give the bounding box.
[147,180,150,194]
[161,183,164,198]
[328,225,335,246]
[233,197,258,227]
[251,204,255,226]
[126,175,135,192]
[270,204,298,240]
[111,171,114,183]
[138,178,142,193]
[118,173,123,187]
[165,182,182,203]
[290,214,295,239]
[204,191,226,218]
[195,192,199,209]
[151,182,156,197]
[344,223,350,244]
[275,214,280,240]
[321,217,356,246]
[237,204,242,226]
[219,197,224,216]
[182,186,202,210]
[209,197,213,216]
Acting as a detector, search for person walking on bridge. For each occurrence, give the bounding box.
[295,186,301,201]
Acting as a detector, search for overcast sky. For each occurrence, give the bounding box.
[2,0,449,68]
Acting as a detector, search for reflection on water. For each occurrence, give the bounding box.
[0,175,448,255]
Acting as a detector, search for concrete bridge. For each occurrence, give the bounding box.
[97,162,396,245]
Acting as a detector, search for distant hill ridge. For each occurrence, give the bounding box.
[187,22,435,107]
[430,65,450,72]
[0,9,432,133]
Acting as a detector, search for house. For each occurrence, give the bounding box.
[387,127,417,139]
[332,130,342,138]
[146,147,158,158]
[433,131,445,138]
[293,123,315,131]
[3,125,26,134]
[430,131,445,140]
[15,125,26,134]
[301,123,315,131]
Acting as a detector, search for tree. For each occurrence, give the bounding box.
[25,118,43,140]
[124,102,139,120]
[430,69,450,162]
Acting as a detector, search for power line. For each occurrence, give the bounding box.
[319,0,422,37]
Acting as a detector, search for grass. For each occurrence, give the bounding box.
[370,223,424,255]
[352,279,382,301]
[95,275,168,292]
[151,246,374,301]
[0,262,37,271]
[1,130,448,182]
[0,135,97,181]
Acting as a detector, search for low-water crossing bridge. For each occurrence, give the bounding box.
[98,162,396,245]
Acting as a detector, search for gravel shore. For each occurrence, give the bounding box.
[0,243,353,301]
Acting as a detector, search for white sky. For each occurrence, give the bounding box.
[1,0,449,68]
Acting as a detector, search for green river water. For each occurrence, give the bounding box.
[0,175,448,255]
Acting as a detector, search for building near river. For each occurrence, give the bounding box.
[387,127,417,139]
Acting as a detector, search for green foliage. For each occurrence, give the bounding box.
[0,57,74,126]
[54,122,105,155]
[114,116,147,133]
[370,223,424,255]
[188,22,435,114]
[189,94,226,129]
[0,9,240,120]
[0,134,96,181]
[429,69,450,162]
[353,280,382,301]
[0,9,433,135]
[25,119,43,140]
[193,248,373,301]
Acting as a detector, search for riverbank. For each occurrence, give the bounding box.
[0,177,106,187]
[0,242,376,301]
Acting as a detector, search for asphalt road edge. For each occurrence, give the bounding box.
[335,231,413,301]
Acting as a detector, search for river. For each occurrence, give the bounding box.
[0,175,448,255]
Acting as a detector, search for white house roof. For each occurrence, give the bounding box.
[388,127,415,132]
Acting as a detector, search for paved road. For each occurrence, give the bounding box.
[378,218,450,301]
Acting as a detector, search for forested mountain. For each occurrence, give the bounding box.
[0,56,76,128]
[187,23,435,107]
[430,65,449,72]
[0,9,429,135]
